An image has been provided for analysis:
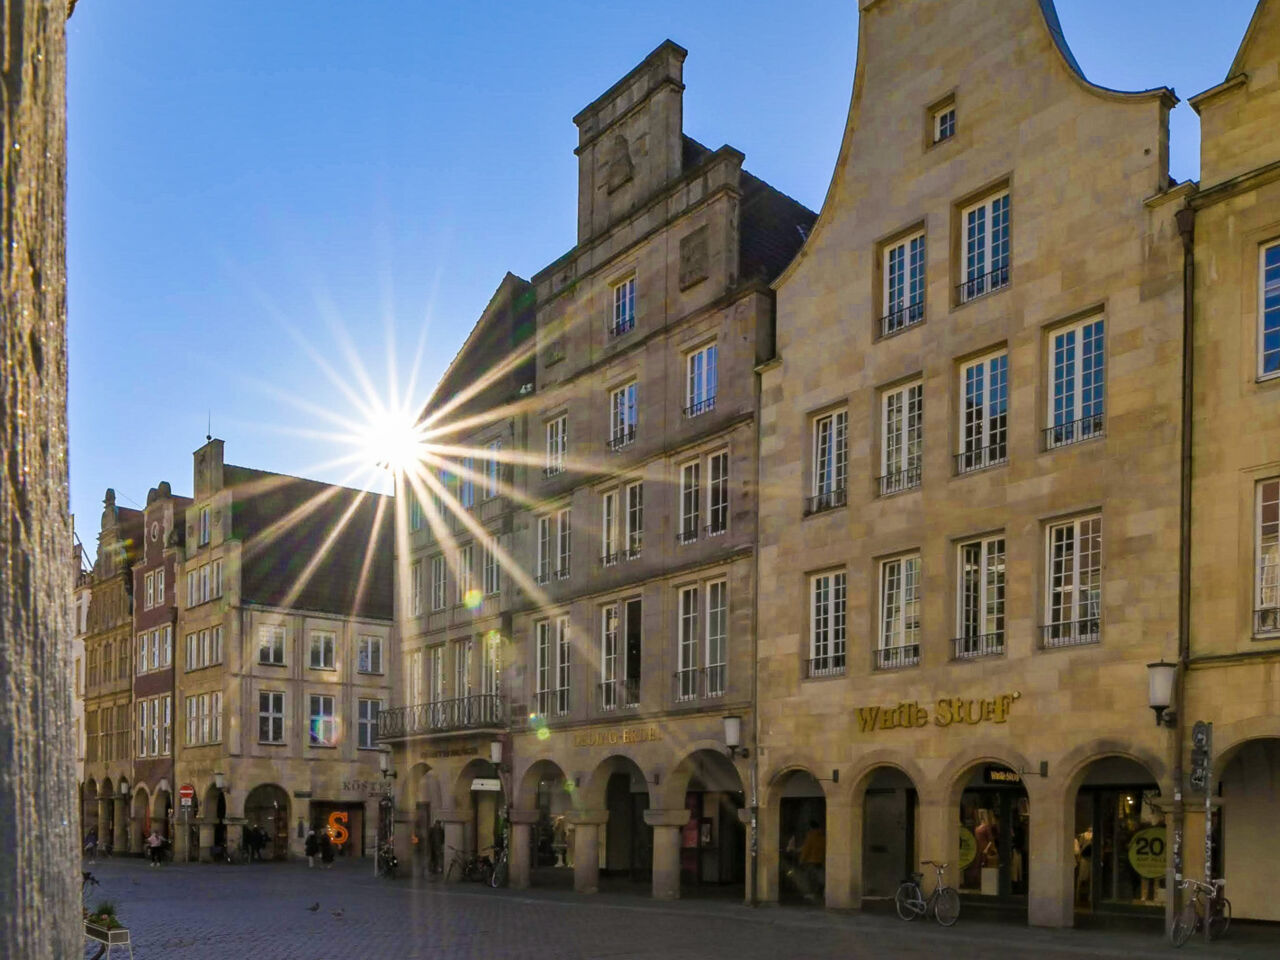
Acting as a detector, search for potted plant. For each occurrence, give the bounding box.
[84,899,132,955]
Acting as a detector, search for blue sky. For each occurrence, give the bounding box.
[67,0,1257,543]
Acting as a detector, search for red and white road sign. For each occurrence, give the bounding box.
[178,783,195,801]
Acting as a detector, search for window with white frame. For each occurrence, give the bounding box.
[145,572,155,610]
[480,633,501,696]
[810,409,848,514]
[357,698,381,749]
[410,649,425,704]
[410,558,423,615]
[136,695,171,758]
[258,625,285,665]
[358,635,383,674]
[409,491,423,532]
[430,555,446,611]
[185,632,198,670]
[199,564,210,604]
[137,632,148,676]
[453,638,472,696]
[545,416,567,475]
[429,645,444,702]
[707,451,729,536]
[809,571,846,677]
[211,559,222,598]
[608,382,637,449]
[958,351,1009,472]
[555,617,570,715]
[185,690,221,745]
[626,481,643,558]
[556,508,572,579]
[1044,515,1102,646]
[880,381,923,495]
[600,603,619,710]
[457,544,475,604]
[155,568,165,607]
[959,191,1010,302]
[933,104,956,143]
[309,694,337,746]
[882,232,926,335]
[537,515,553,583]
[482,542,500,596]
[878,555,921,669]
[611,275,635,336]
[1261,242,1280,378]
[259,691,284,743]
[706,579,727,696]
[956,535,1005,658]
[187,570,197,607]
[601,490,619,565]
[1257,480,1280,633]
[535,617,571,716]
[485,439,502,498]
[309,631,336,670]
[685,342,718,417]
[460,456,475,508]
[679,461,700,543]
[198,506,211,546]
[1046,317,1105,448]
[677,586,700,701]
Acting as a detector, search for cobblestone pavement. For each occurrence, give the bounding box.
[80,857,1278,959]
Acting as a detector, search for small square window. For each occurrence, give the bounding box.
[933,106,955,143]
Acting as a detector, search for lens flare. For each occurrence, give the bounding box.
[463,588,483,610]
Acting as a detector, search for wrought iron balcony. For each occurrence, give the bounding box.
[1041,618,1101,649]
[683,396,716,418]
[676,526,699,545]
[598,679,640,712]
[875,642,920,671]
[879,300,925,338]
[705,519,727,538]
[673,666,726,703]
[878,465,922,497]
[806,654,846,678]
[955,444,1008,475]
[376,694,506,741]
[542,463,565,478]
[625,543,642,561]
[957,262,1010,303]
[555,562,571,581]
[601,550,619,568]
[534,568,552,586]
[532,689,570,718]
[1043,414,1104,450]
[607,316,635,339]
[1255,607,1280,636]
[607,428,636,451]
[805,487,847,516]
[952,632,1005,660]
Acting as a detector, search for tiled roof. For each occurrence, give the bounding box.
[224,464,393,621]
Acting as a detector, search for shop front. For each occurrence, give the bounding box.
[311,801,366,858]
[958,765,1029,905]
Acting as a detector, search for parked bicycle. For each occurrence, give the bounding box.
[894,860,960,926]
[376,840,399,879]
[489,842,508,888]
[1171,877,1230,946]
[444,845,494,884]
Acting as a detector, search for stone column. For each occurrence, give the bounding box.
[1027,780,1071,928]
[198,820,214,863]
[756,800,780,903]
[173,806,190,862]
[825,800,857,910]
[569,810,608,894]
[644,809,691,901]
[915,797,955,891]
[96,796,110,851]
[508,809,539,890]
[112,796,127,854]
[439,809,468,882]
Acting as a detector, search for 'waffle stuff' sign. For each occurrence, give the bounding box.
[855,692,1021,732]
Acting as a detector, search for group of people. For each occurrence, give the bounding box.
[304,826,338,868]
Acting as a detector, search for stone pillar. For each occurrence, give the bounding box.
[825,800,857,910]
[439,809,468,882]
[96,796,111,851]
[174,806,191,862]
[569,810,608,894]
[1027,783,1071,928]
[112,796,127,854]
[756,800,780,903]
[644,808,691,901]
[509,809,539,890]
[915,797,955,890]
[198,820,214,863]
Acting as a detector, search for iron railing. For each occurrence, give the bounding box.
[676,527,699,545]
[952,632,1005,660]
[542,463,565,478]
[955,444,1008,475]
[683,396,716,418]
[532,689,570,718]
[376,694,506,740]
[805,487,847,516]
[601,550,619,568]
[1255,607,1280,636]
[598,679,640,712]
[673,666,727,703]
[1041,618,1101,649]
[607,316,635,338]
[879,300,925,338]
[878,465,922,497]
[875,642,920,671]
[957,263,1010,303]
[705,519,727,538]
[806,654,846,678]
[625,543,642,561]
[607,428,636,451]
[555,563,571,581]
[1043,414,1105,450]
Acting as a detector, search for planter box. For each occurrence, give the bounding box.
[85,921,131,945]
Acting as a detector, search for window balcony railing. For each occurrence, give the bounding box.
[684,396,716,418]
[555,563,571,581]
[878,465,922,497]
[957,262,1010,304]
[875,642,920,671]
[1041,618,1100,649]
[533,689,571,718]
[607,316,635,339]
[705,520,727,538]
[952,632,1005,660]
[625,543,642,561]
[1043,414,1105,450]
[676,526,699,545]
[542,463,565,478]
[599,679,640,712]
[607,428,636,451]
[601,551,619,568]
[534,568,552,586]
[376,694,506,740]
[1255,607,1280,636]
[806,653,846,678]
[879,300,925,338]
[673,665,727,703]
[955,444,1008,475]
[805,487,847,516]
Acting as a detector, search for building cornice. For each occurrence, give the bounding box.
[1188,73,1248,114]
[1190,158,1280,211]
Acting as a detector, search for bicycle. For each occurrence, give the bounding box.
[489,844,508,888]
[894,860,960,926]
[444,845,494,884]
[1171,877,1230,946]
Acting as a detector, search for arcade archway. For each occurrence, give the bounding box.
[245,784,291,860]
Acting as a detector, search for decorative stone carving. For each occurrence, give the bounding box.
[679,226,709,290]
[605,134,633,193]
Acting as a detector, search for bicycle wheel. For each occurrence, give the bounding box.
[894,882,923,921]
[933,885,960,927]
[1170,899,1198,947]
[445,860,459,883]
[1208,898,1231,941]
[490,852,508,888]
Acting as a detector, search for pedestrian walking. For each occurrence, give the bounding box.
[305,828,319,868]
[320,827,335,869]
[428,820,444,875]
[146,830,164,867]
[799,819,826,901]
[84,826,98,862]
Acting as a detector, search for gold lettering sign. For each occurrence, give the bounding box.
[571,725,662,747]
[855,692,1021,733]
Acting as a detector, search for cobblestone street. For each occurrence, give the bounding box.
[80,857,1280,959]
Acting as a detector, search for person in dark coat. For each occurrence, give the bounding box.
[305,828,319,868]
[428,820,444,875]
[319,827,335,868]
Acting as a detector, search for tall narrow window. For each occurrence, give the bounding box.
[623,598,642,707]
[810,410,848,514]
[410,649,425,705]
[956,536,1005,659]
[482,542,501,596]
[625,481,644,558]
[958,352,1009,472]
[456,544,475,604]
[611,275,635,336]
[536,618,571,716]
[309,695,337,746]
[556,507,572,579]
[480,633,501,696]
[308,631,335,670]
[959,192,1010,302]
[485,439,502,498]
[685,343,718,417]
[1257,480,1280,634]
[200,564,210,604]
[411,559,423,615]
[357,698,380,749]
[211,559,222,597]
[1047,318,1105,448]
[677,587,699,701]
[453,638,472,696]
[706,580,727,697]
[679,461,701,544]
[600,604,619,710]
[137,632,148,676]
[608,382,638,449]
[707,451,729,535]
[601,490,619,565]
[545,416,567,476]
[187,570,197,607]
[537,516,553,583]
[259,691,284,743]
[809,571,846,677]
[933,105,956,143]
[880,381,923,495]
[1260,242,1280,378]
[555,616,571,715]
[1044,515,1102,647]
[145,572,155,610]
[882,233,926,335]
[358,635,383,674]
[878,556,921,669]
[536,621,552,714]
[198,507,211,546]
[460,457,475,508]
[409,491,423,531]
[430,555,446,611]
[210,691,223,742]
[429,645,444,702]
